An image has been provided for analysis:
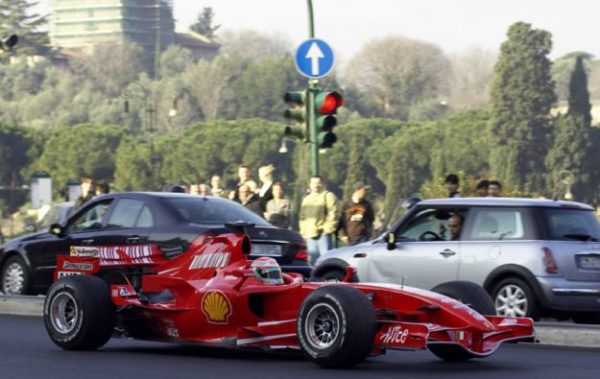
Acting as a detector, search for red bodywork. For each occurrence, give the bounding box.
[54,231,534,356]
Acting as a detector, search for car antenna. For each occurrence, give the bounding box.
[401,275,406,290]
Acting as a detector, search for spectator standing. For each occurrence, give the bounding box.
[210,175,227,198]
[265,182,291,229]
[299,176,338,264]
[74,176,95,209]
[238,182,262,215]
[476,180,489,197]
[488,180,502,197]
[230,164,257,201]
[337,181,375,246]
[258,164,275,212]
[95,180,110,196]
[198,183,211,196]
[445,174,461,198]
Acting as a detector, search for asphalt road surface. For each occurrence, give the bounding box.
[1,315,598,379]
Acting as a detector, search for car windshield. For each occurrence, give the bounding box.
[165,197,270,226]
[543,208,600,242]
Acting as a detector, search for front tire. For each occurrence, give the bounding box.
[430,281,496,361]
[1,255,30,295]
[297,285,376,368]
[44,275,115,350]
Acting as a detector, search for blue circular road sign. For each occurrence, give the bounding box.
[294,39,335,79]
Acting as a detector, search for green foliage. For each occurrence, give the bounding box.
[568,56,592,126]
[0,0,49,56]
[190,7,220,38]
[0,123,32,184]
[29,125,124,188]
[489,22,556,193]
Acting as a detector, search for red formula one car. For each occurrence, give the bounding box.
[43,224,534,368]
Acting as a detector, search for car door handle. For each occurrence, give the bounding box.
[126,236,142,243]
[439,249,456,258]
[81,239,94,245]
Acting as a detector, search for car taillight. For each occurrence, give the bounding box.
[295,244,309,261]
[542,247,559,274]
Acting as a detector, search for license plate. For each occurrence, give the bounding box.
[251,244,283,257]
[579,256,600,269]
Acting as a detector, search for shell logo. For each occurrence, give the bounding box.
[201,290,232,324]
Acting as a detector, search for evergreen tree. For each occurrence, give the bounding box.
[546,56,594,202]
[489,22,556,193]
[190,7,220,39]
[568,56,592,126]
[0,0,49,56]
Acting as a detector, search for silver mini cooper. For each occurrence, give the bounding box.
[313,198,600,323]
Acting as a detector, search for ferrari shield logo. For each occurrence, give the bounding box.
[202,290,232,324]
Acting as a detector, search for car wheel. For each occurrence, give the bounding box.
[430,281,496,362]
[297,285,376,368]
[44,275,115,350]
[1,256,30,295]
[318,269,346,282]
[491,277,539,320]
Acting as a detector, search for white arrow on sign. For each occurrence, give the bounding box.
[305,42,325,75]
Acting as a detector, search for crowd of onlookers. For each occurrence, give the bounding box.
[61,169,504,265]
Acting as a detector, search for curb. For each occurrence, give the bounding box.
[0,295,44,316]
[1,295,599,349]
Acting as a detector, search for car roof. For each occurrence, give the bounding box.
[417,197,594,210]
[96,192,230,202]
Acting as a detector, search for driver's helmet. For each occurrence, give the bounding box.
[251,257,283,285]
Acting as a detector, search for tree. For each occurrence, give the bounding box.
[343,36,450,120]
[218,30,291,61]
[29,125,123,188]
[552,52,594,102]
[489,22,556,194]
[190,7,220,39]
[568,56,592,126]
[448,47,496,110]
[0,0,49,56]
[546,56,594,202]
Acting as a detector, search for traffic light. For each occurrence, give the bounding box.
[0,34,18,52]
[283,90,308,140]
[314,91,343,148]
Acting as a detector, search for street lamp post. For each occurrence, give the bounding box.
[124,92,159,190]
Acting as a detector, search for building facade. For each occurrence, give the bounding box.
[49,0,175,53]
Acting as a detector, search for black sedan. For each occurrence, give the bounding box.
[0,192,310,295]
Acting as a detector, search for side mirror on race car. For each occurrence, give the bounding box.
[385,232,396,251]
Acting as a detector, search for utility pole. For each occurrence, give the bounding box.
[306,0,319,176]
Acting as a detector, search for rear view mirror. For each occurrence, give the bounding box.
[385,233,396,251]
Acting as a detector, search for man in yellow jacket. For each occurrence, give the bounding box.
[299,176,338,264]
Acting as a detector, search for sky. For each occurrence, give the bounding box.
[35,0,600,64]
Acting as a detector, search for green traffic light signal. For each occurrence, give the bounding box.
[313,91,343,148]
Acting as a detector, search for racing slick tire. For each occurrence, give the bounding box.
[297,285,376,368]
[429,281,496,362]
[44,275,116,350]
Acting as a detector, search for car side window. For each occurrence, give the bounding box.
[396,208,445,241]
[136,205,154,228]
[466,208,526,240]
[106,199,146,229]
[70,201,112,232]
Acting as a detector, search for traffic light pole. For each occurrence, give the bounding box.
[307,0,319,176]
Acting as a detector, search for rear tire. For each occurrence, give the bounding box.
[430,281,496,361]
[297,285,376,368]
[44,275,115,350]
[1,255,30,295]
[491,277,539,320]
[318,270,346,282]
